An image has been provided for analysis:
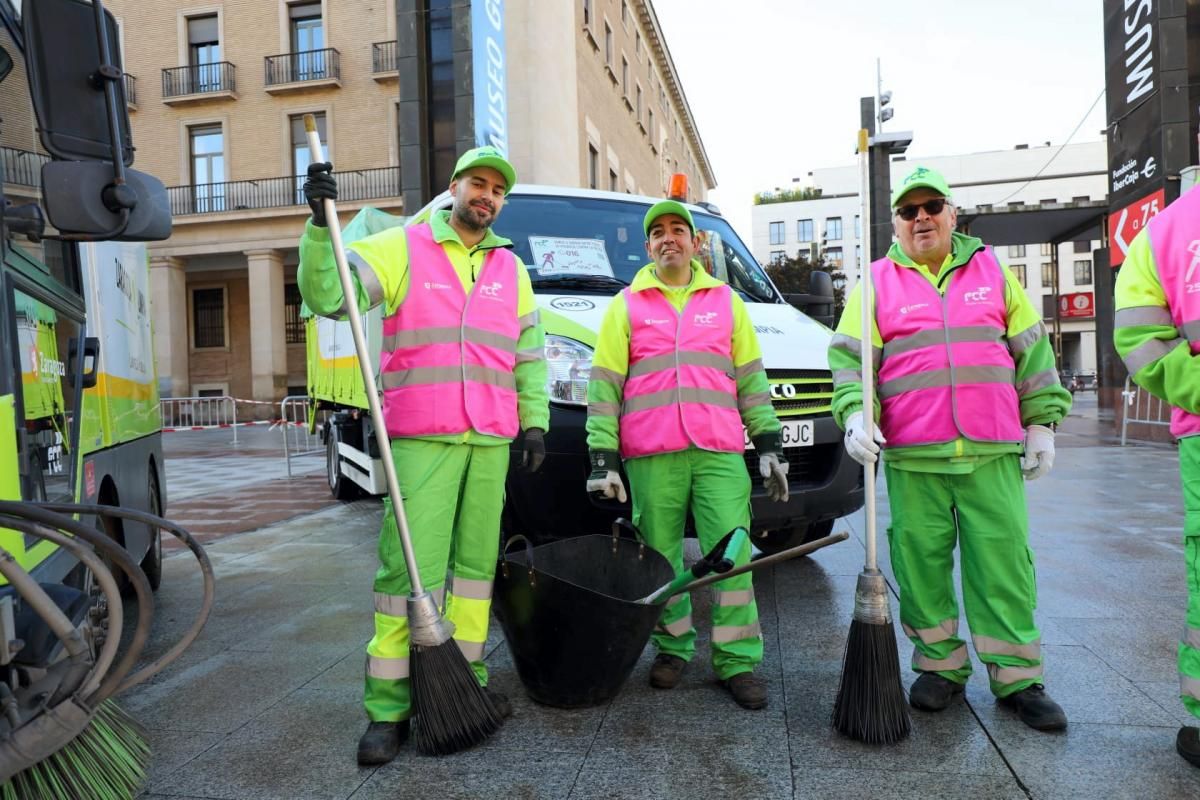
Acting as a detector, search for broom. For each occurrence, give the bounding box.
[831,128,911,744]
[303,116,501,755]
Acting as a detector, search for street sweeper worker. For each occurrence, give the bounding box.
[1113,183,1200,769]
[584,200,788,710]
[299,146,550,765]
[828,165,1071,732]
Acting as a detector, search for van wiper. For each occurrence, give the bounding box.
[530,274,628,289]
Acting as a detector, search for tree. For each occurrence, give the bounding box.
[765,253,846,323]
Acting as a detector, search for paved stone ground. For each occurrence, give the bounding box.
[127,393,1200,799]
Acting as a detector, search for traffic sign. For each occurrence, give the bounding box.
[1059,292,1095,319]
[1108,188,1165,267]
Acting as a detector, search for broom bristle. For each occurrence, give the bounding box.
[410,640,503,756]
[832,618,912,744]
[2,700,149,800]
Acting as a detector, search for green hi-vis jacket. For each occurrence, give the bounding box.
[298,211,550,445]
[585,260,781,455]
[828,232,1070,473]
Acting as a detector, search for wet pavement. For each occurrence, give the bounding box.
[128,393,1200,799]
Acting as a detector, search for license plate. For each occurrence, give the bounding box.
[744,419,814,449]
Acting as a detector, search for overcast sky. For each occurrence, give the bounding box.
[652,0,1109,239]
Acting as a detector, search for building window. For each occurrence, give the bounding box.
[621,0,629,27]
[770,250,786,265]
[1074,260,1093,285]
[604,22,613,66]
[647,109,655,142]
[636,85,643,125]
[1073,240,1091,254]
[609,168,618,192]
[635,32,642,59]
[825,247,844,268]
[189,124,225,212]
[621,56,628,94]
[582,0,591,27]
[825,217,843,241]
[187,14,221,93]
[769,221,785,245]
[854,215,861,239]
[797,219,813,242]
[1008,244,1026,258]
[284,283,304,344]
[192,287,226,348]
[587,144,598,190]
[1041,262,1054,288]
[1013,264,1026,287]
[1040,242,1053,256]
[289,2,326,81]
[291,113,327,202]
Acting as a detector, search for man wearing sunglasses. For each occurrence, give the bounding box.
[828,165,1072,732]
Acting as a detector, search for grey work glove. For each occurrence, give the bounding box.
[521,428,546,473]
[586,450,627,503]
[303,161,337,227]
[1020,424,1055,481]
[753,433,789,503]
[843,410,886,465]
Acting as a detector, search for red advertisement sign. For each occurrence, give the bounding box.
[1059,292,1095,319]
[1109,188,1165,266]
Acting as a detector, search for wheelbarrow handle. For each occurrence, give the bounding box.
[679,531,850,595]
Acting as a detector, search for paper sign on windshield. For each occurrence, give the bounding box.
[529,236,615,278]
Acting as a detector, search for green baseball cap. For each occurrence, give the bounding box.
[452,146,517,194]
[643,200,696,236]
[891,165,953,208]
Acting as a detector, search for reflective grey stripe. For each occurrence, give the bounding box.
[1008,321,1047,355]
[734,358,764,379]
[658,615,693,637]
[519,309,541,329]
[914,646,968,672]
[629,353,677,378]
[622,387,738,414]
[1182,675,1200,701]
[1183,626,1200,651]
[347,250,386,309]
[902,618,959,645]
[1182,320,1200,341]
[587,401,620,417]
[987,663,1043,685]
[464,325,518,353]
[832,369,860,387]
[589,366,626,389]
[973,635,1041,661]
[715,589,754,606]
[456,640,486,662]
[1017,368,1062,396]
[450,577,493,601]
[381,365,516,390]
[879,366,1015,399]
[374,592,406,617]
[712,622,761,644]
[738,391,771,411]
[367,655,409,680]
[829,333,862,357]
[1115,306,1174,328]
[382,326,460,350]
[629,351,735,379]
[883,326,1002,359]
[515,347,544,364]
[1123,337,1186,375]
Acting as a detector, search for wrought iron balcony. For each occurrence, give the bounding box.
[161,62,237,100]
[264,48,340,88]
[0,146,51,188]
[372,41,398,74]
[167,165,400,216]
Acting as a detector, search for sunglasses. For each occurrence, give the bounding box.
[895,198,951,221]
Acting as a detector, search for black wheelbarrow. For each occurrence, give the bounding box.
[493,520,848,708]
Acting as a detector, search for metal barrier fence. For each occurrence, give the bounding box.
[280,395,327,477]
[1120,375,1172,445]
[160,395,240,443]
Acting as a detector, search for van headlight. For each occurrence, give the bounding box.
[544,334,592,406]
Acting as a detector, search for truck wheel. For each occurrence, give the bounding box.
[753,519,835,556]
[140,468,163,592]
[327,425,361,501]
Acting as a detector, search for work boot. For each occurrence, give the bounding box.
[485,688,513,719]
[1177,726,1200,768]
[909,672,965,712]
[723,672,768,710]
[997,684,1067,731]
[356,720,409,766]
[648,653,687,689]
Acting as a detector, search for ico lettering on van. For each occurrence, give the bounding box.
[963,286,993,305]
[769,382,797,399]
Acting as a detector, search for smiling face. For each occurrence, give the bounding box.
[893,188,957,268]
[449,166,507,232]
[644,213,697,271]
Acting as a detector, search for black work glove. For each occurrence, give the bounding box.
[752,432,789,503]
[521,428,546,473]
[303,161,337,227]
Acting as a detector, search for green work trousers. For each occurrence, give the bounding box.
[884,454,1043,698]
[624,448,761,680]
[363,438,508,722]
[1178,437,1200,718]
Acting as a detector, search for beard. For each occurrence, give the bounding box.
[453,200,494,232]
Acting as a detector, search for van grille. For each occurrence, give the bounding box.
[765,369,833,419]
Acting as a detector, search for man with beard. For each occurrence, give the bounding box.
[299,146,549,765]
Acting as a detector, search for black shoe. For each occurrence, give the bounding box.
[356,720,410,766]
[1177,726,1200,768]
[723,672,768,710]
[997,684,1067,731]
[485,688,513,719]
[909,672,965,712]
[648,653,687,689]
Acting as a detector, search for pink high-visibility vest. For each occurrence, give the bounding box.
[620,283,744,458]
[378,224,520,439]
[1147,187,1200,438]
[873,248,1024,447]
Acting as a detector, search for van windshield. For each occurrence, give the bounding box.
[490,194,780,304]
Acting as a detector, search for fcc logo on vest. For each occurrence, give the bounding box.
[963,286,994,305]
[479,281,504,300]
[693,311,719,326]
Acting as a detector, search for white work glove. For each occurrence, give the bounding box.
[759,452,790,503]
[843,411,886,465]
[586,451,628,502]
[1020,424,1055,481]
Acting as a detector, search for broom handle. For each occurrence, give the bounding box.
[304,115,426,595]
[857,128,878,573]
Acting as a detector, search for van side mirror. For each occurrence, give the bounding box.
[782,270,836,328]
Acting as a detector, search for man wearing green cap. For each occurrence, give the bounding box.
[585,200,788,709]
[828,165,1071,731]
[299,147,548,764]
